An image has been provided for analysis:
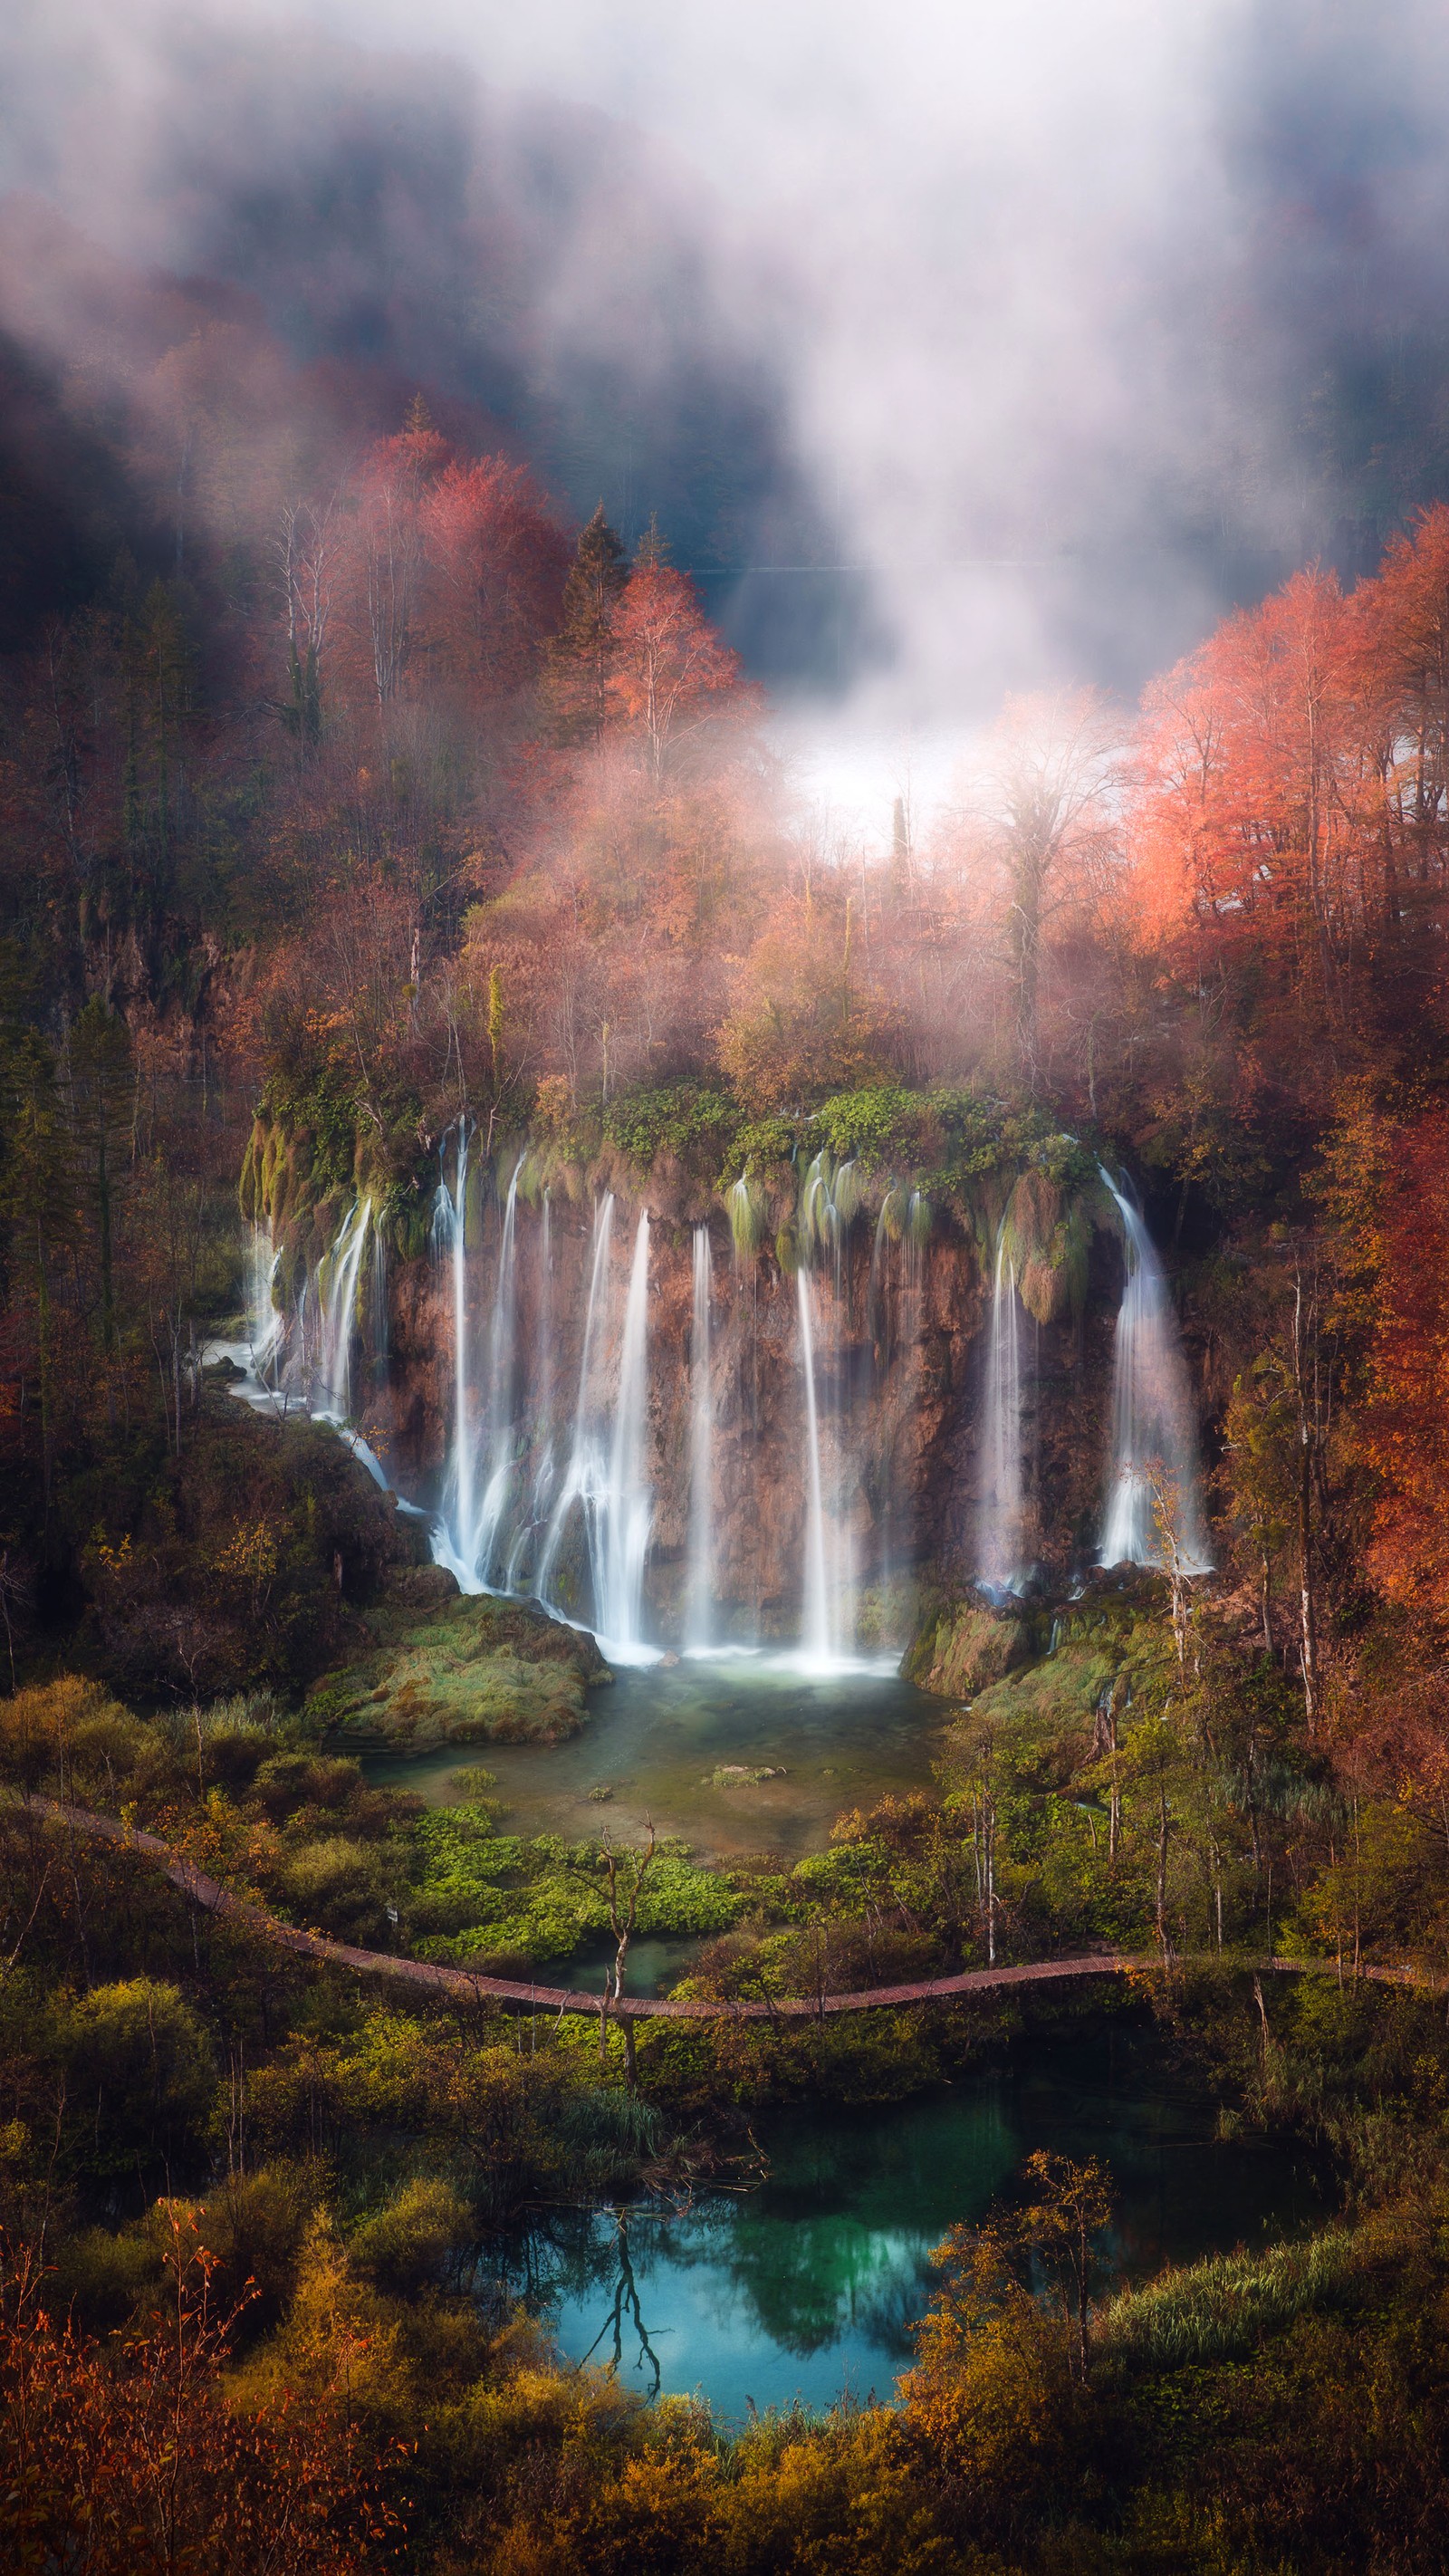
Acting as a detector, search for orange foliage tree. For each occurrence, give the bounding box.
[1130,569,1367,1022]
[1348,501,1449,948]
[607,559,745,782]
[0,2213,404,2574]
[715,889,904,1111]
[423,457,567,703]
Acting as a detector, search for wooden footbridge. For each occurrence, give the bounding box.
[17,1794,1434,2023]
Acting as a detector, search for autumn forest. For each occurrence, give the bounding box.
[5,142,1449,2576]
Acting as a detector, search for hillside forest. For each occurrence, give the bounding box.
[5,250,1449,2572]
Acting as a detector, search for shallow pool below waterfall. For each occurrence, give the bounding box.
[523,2037,1325,2422]
[364,1654,949,1864]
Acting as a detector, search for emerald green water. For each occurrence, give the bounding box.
[525,2035,1323,2420]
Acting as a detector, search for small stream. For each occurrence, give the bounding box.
[516,2034,1324,2421]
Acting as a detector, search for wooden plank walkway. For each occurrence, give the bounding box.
[16,1794,1435,2021]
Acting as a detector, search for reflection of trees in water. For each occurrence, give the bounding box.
[573,2196,936,2362]
[573,2212,664,2397]
[704,2214,935,2358]
[523,2196,916,2370]
[510,2060,1323,2402]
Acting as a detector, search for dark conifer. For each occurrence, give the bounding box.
[545,503,628,741]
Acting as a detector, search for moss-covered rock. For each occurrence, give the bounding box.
[905,1596,1034,1698]
[964,1639,1122,1742]
[307,1581,610,1750]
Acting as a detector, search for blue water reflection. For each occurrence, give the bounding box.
[534,2038,1323,2420]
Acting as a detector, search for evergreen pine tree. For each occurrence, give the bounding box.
[634,511,669,571]
[545,504,628,742]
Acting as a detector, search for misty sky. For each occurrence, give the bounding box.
[6,0,1449,732]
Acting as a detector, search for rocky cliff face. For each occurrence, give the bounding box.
[346,1190,1134,1643]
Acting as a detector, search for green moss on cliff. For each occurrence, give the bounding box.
[905,1596,1034,1697]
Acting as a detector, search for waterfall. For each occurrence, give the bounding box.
[431,1148,532,1591]
[537,1196,614,1615]
[797,1265,832,1664]
[314,1199,372,1418]
[686,1224,715,1648]
[433,1130,476,1578]
[369,1221,389,1375]
[245,1226,283,1380]
[465,1156,523,1586]
[600,1212,653,1649]
[1098,1172,1211,1572]
[977,1233,1025,1594]
[793,1154,861,1661]
[507,1189,556,1591]
[868,1200,890,1356]
[539,1189,555,1461]
[537,1197,656,1655]
[224,1206,390,1497]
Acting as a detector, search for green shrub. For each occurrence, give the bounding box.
[602,1081,739,1173]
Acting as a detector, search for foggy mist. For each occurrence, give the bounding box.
[7,0,1449,719]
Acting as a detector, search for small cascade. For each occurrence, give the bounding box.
[222,1206,389,1492]
[1098,1172,1211,1572]
[245,1226,283,1379]
[465,1156,523,1586]
[369,1222,389,1377]
[868,1201,890,1354]
[538,1198,656,1656]
[507,1190,556,1591]
[539,1190,555,1448]
[314,1199,372,1418]
[600,1211,653,1649]
[433,1129,476,1576]
[794,1153,863,1661]
[685,1224,715,1648]
[537,1195,618,1618]
[535,1198,619,1635]
[977,1232,1025,1593]
[537,1195,615,1616]
[873,1186,929,1617]
[797,1265,832,1663]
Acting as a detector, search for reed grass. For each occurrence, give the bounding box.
[1096,2225,1358,2370]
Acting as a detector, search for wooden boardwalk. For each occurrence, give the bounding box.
[17,1794,1435,2022]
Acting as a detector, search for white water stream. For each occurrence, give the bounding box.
[1099,1173,1211,1572]
[977,1234,1025,1594]
[686,1225,715,1650]
[314,1198,372,1418]
[533,1200,656,1658]
[432,1132,475,1581]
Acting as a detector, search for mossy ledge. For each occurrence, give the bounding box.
[305,1567,611,1750]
